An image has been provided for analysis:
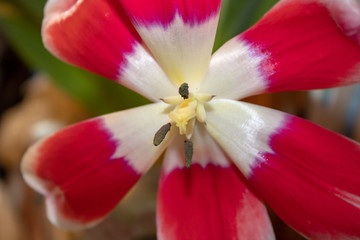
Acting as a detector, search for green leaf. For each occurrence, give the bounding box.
[0,0,45,26]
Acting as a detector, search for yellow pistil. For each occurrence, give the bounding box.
[169,98,197,137]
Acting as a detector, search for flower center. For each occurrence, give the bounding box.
[153,83,214,167]
[169,98,197,137]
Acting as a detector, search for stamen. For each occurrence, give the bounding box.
[195,93,215,102]
[179,83,189,99]
[153,123,171,146]
[155,84,215,165]
[196,103,206,123]
[184,140,193,168]
[160,95,183,105]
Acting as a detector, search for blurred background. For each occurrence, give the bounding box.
[0,0,359,239]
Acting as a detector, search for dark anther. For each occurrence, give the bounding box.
[184,139,193,168]
[153,123,171,146]
[179,83,189,99]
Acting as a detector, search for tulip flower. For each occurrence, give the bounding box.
[22,0,360,239]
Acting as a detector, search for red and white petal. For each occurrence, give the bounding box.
[157,126,274,240]
[42,0,177,100]
[206,99,360,239]
[205,99,285,176]
[21,103,173,229]
[119,0,222,87]
[199,36,267,100]
[317,0,360,44]
[201,0,360,99]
